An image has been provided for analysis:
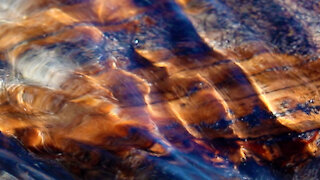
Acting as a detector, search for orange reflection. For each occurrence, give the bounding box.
[0,0,319,179]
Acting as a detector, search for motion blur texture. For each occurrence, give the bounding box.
[0,0,320,179]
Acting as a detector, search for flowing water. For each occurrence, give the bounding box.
[0,0,320,179]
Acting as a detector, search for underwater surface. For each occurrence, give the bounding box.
[0,0,320,179]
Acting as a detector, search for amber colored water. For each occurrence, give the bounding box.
[0,0,319,179]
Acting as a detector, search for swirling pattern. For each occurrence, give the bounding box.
[0,0,319,179]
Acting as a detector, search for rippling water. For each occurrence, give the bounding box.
[0,0,320,179]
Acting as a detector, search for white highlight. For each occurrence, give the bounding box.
[16,48,76,89]
[0,0,26,23]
